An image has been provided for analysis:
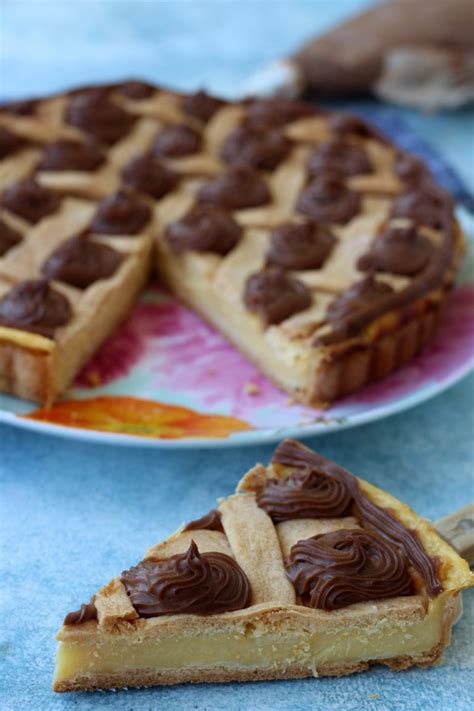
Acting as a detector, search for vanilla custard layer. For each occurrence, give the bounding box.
[54,594,454,684]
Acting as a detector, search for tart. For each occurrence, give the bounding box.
[53,439,473,692]
[0,82,463,405]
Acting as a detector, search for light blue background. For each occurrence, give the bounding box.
[0,2,473,710]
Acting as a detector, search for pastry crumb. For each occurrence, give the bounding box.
[244,382,261,396]
[87,370,101,387]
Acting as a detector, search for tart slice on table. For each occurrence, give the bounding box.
[53,439,473,692]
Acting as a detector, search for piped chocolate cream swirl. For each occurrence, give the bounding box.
[287,528,413,611]
[41,232,122,289]
[357,225,435,277]
[1,178,61,224]
[307,139,372,178]
[267,221,336,270]
[0,126,26,159]
[198,166,270,210]
[244,268,312,325]
[244,98,318,129]
[152,125,202,158]
[257,468,352,523]
[395,154,432,188]
[64,600,97,626]
[66,91,136,145]
[272,439,442,597]
[296,175,360,224]
[391,185,452,231]
[181,90,225,123]
[115,80,156,99]
[91,190,151,235]
[323,276,395,338]
[38,139,105,172]
[184,509,224,532]
[329,113,386,142]
[220,125,291,171]
[0,278,71,338]
[165,205,242,255]
[121,541,250,617]
[121,153,178,199]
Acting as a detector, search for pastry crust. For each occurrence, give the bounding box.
[53,440,473,692]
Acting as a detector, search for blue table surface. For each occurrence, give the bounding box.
[0,2,473,710]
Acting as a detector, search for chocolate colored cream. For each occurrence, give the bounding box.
[121,541,250,617]
[184,508,224,533]
[287,528,413,611]
[152,124,202,158]
[395,154,429,187]
[38,139,105,172]
[0,126,26,159]
[1,177,61,223]
[198,166,271,210]
[0,218,22,257]
[296,175,360,224]
[358,225,434,276]
[244,98,317,128]
[115,80,155,99]
[64,600,97,626]
[66,91,136,145]
[244,268,312,325]
[267,221,336,270]
[91,190,151,235]
[165,205,242,255]
[0,278,71,338]
[272,439,442,597]
[324,276,394,334]
[329,112,382,140]
[307,139,372,177]
[391,185,450,230]
[181,90,225,123]
[0,98,38,116]
[121,153,178,199]
[41,232,122,289]
[220,125,291,171]
[257,468,352,523]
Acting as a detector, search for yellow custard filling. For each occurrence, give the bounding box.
[54,593,455,685]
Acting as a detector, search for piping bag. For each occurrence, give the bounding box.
[243,0,474,112]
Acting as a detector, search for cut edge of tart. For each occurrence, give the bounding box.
[53,439,473,692]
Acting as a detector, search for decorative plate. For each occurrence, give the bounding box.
[1,268,472,447]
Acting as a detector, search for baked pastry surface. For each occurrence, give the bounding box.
[53,439,473,692]
[0,82,462,405]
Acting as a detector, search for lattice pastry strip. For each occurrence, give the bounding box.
[53,439,473,692]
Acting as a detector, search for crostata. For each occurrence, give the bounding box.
[0,82,463,405]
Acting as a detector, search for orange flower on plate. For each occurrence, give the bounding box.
[24,396,252,440]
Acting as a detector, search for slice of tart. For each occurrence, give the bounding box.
[0,190,153,403]
[53,439,473,692]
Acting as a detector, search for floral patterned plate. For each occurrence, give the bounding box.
[0,273,472,448]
